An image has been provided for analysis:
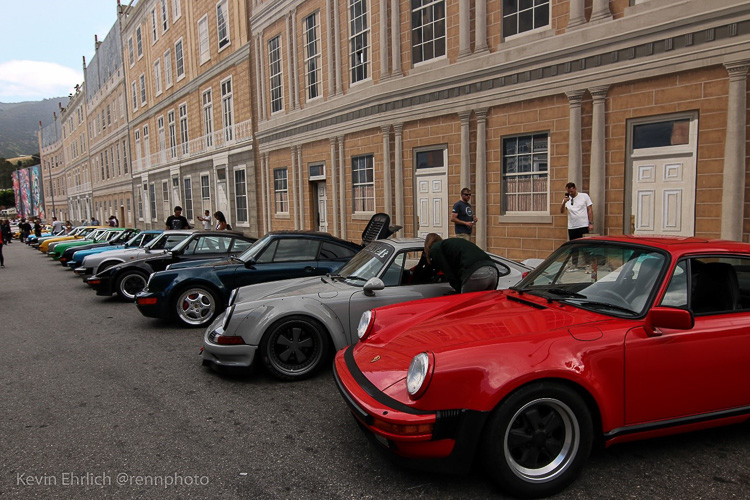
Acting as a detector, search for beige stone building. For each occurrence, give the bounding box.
[119,0,258,234]
[38,115,67,222]
[85,21,133,227]
[253,0,750,260]
[59,85,92,225]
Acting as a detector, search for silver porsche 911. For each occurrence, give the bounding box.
[201,238,533,381]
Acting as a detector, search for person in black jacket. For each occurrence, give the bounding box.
[423,233,498,293]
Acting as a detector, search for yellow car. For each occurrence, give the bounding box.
[38,226,108,252]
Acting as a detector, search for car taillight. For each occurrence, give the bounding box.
[88,279,101,285]
[216,335,245,345]
[137,297,158,305]
[372,418,433,436]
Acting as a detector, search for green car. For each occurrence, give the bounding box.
[50,228,130,260]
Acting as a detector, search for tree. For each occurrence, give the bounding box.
[0,189,14,207]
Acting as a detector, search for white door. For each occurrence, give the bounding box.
[632,153,695,236]
[316,182,328,232]
[216,168,229,216]
[415,173,448,238]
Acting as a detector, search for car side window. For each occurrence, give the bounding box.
[164,235,187,249]
[319,242,357,260]
[273,239,321,262]
[382,252,407,287]
[660,260,688,308]
[194,236,230,254]
[181,238,200,255]
[688,257,748,315]
[230,239,253,254]
[256,240,278,263]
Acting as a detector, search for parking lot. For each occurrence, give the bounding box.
[2,241,750,499]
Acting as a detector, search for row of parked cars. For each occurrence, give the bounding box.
[28,219,750,498]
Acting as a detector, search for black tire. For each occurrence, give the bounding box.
[115,270,149,301]
[260,316,331,381]
[480,382,593,498]
[173,286,221,328]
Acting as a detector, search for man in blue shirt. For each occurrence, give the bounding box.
[451,188,477,240]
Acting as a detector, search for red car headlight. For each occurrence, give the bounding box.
[357,310,375,341]
[407,351,435,400]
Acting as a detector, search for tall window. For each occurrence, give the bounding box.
[164,49,173,88]
[221,78,234,141]
[352,155,375,212]
[137,188,144,220]
[168,110,177,158]
[179,103,189,154]
[411,0,446,63]
[104,149,110,178]
[157,116,165,155]
[273,168,289,213]
[202,88,214,147]
[175,39,185,79]
[172,0,181,21]
[503,0,550,38]
[153,59,162,95]
[136,26,143,57]
[162,180,170,214]
[122,140,128,173]
[349,0,369,83]
[128,37,134,66]
[198,15,210,64]
[183,178,194,220]
[131,82,138,111]
[160,0,169,32]
[116,145,121,176]
[234,168,248,222]
[151,8,159,43]
[268,36,283,113]
[139,74,147,105]
[149,183,157,220]
[217,0,230,48]
[200,175,210,213]
[502,133,549,213]
[303,13,321,100]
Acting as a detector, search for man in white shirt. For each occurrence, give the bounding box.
[197,210,212,230]
[560,182,594,241]
[51,217,64,234]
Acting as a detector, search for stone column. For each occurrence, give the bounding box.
[260,152,268,233]
[291,147,300,228]
[394,124,404,225]
[459,111,472,190]
[391,0,402,76]
[291,9,300,109]
[254,35,264,122]
[285,14,296,110]
[568,0,586,29]
[591,0,613,23]
[258,33,268,121]
[380,0,389,79]
[338,136,347,236]
[333,1,343,94]
[565,90,585,188]
[297,146,305,228]
[325,0,335,96]
[381,126,392,216]
[475,0,489,54]
[263,153,271,232]
[475,108,488,249]
[330,138,339,236]
[459,0,471,58]
[590,86,609,233]
[721,61,750,241]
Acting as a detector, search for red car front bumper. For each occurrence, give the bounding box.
[333,345,489,474]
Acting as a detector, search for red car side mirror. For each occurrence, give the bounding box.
[646,306,694,336]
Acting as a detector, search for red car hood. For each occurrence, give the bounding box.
[353,290,609,391]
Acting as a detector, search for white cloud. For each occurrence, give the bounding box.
[0,60,83,102]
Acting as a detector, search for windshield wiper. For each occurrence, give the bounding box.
[344,275,368,282]
[565,299,636,315]
[547,288,586,299]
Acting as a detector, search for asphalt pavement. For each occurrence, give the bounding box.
[1,240,750,499]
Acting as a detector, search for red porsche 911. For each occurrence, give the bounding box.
[334,236,750,498]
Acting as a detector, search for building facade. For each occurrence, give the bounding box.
[59,84,93,226]
[252,0,750,260]
[86,21,134,227]
[38,115,67,222]
[119,0,258,234]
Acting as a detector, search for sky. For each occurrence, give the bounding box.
[0,0,121,103]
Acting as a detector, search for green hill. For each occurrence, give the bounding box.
[0,98,64,158]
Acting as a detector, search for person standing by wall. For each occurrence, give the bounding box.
[51,216,64,234]
[197,210,212,230]
[165,206,191,230]
[450,188,477,240]
[560,182,594,240]
[423,233,498,293]
[213,211,228,230]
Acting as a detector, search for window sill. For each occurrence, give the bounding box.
[352,212,375,221]
[498,214,553,224]
[274,213,291,219]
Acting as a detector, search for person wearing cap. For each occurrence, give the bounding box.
[165,206,191,230]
